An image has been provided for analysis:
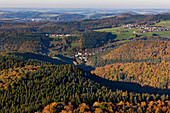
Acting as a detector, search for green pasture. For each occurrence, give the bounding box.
[49,36,57,38]
[94,27,142,40]
[94,27,170,39]
[139,30,170,38]
[153,21,170,27]
[49,35,65,39]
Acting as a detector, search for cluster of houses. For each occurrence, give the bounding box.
[122,24,169,34]
[73,52,95,62]
[24,18,46,22]
[49,34,76,37]
[122,24,135,29]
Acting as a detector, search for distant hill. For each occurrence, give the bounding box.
[0,14,169,33]
[88,13,116,19]
[122,11,140,15]
[117,13,133,18]
[51,13,86,22]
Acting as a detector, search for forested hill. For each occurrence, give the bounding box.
[88,39,170,67]
[0,13,169,33]
[6,52,66,65]
[0,13,169,113]
[102,40,170,62]
[0,51,67,70]
[92,62,170,90]
[0,54,49,70]
[0,54,169,112]
[0,33,49,53]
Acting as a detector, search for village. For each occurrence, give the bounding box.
[122,24,169,34]
[49,34,75,37]
[72,51,96,62]
[48,33,83,37]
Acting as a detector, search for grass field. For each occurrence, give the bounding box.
[94,26,170,39]
[139,30,170,38]
[49,36,65,39]
[152,21,170,27]
[49,36,57,38]
[94,27,142,40]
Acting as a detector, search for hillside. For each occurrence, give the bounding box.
[0,55,50,70]
[0,65,40,90]
[0,55,169,112]
[0,14,169,33]
[92,62,170,89]
[6,51,66,65]
[0,33,49,54]
[0,13,169,113]
[87,39,170,67]
[102,40,170,62]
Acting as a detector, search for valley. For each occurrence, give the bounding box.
[0,12,169,113]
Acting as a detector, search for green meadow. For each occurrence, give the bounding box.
[153,21,170,27]
[94,27,142,40]
[49,35,65,39]
[94,26,170,39]
[49,35,57,38]
[139,30,170,38]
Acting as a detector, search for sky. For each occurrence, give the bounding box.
[0,0,170,9]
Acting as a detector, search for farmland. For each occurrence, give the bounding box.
[139,30,170,38]
[153,21,170,27]
[94,21,170,39]
[94,27,138,40]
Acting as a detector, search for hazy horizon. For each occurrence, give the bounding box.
[0,0,170,9]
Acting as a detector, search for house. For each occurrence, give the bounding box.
[79,57,82,60]
[84,58,88,62]
[75,54,78,57]
[78,52,82,56]
[65,34,71,36]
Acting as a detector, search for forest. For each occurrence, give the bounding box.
[92,62,170,89]
[0,55,169,112]
[0,13,169,113]
[82,32,116,49]
[0,33,49,53]
[88,39,170,67]
[0,14,169,34]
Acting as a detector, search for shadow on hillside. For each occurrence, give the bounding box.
[86,73,170,95]
[54,54,75,64]
[8,52,66,65]
[78,63,95,71]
